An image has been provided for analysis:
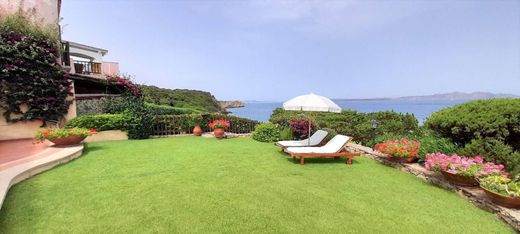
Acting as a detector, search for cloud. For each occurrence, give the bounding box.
[221,0,434,37]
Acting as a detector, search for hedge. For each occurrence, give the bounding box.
[270,108,419,145]
[65,114,129,131]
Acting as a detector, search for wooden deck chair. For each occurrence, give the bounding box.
[275,130,328,149]
[284,135,360,165]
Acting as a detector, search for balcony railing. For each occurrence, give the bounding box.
[74,61,102,75]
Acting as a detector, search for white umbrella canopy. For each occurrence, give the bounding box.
[283,93,342,145]
[283,93,342,113]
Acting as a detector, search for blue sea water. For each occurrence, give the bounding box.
[229,100,468,124]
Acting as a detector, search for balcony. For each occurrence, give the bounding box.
[73,61,102,75]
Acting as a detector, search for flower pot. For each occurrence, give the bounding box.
[47,136,86,146]
[440,170,479,187]
[213,128,225,139]
[74,63,84,74]
[193,126,202,136]
[481,186,520,208]
[386,156,416,164]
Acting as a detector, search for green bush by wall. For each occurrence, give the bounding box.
[252,123,281,142]
[65,114,129,131]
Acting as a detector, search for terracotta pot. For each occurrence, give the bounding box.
[74,63,84,73]
[386,156,417,164]
[48,136,86,146]
[440,170,479,187]
[213,128,225,139]
[481,186,520,208]
[193,126,202,136]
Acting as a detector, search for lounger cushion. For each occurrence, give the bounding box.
[277,130,328,147]
[285,135,351,154]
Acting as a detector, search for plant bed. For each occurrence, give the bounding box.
[481,187,520,209]
[440,170,479,187]
[35,128,96,146]
[48,136,87,146]
[374,138,420,164]
[385,156,417,164]
[480,176,520,209]
[425,153,507,187]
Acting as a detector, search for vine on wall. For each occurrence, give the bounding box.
[0,14,72,124]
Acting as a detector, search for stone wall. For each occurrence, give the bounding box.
[347,143,520,231]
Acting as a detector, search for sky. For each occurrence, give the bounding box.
[61,0,520,101]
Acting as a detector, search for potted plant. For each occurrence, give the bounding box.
[208,119,230,139]
[480,175,520,208]
[190,115,204,136]
[425,153,506,187]
[374,138,420,163]
[35,128,96,146]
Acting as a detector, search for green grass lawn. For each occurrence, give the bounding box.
[0,137,514,233]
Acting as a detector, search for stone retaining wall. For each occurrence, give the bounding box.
[347,143,520,231]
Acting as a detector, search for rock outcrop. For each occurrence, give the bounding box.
[218,101,245,109]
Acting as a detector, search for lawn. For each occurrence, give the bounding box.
[0,137,514,233]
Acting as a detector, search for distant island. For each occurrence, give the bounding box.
[218,100,245,109]
[337,92,519,101]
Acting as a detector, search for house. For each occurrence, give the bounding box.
[0,0,125,140]
[61,41,123,99]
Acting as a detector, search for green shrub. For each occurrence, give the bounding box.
[252,123,281,142]
[65,114,129,131]
[458,138,520,176]
[145,103,200,115]
[104,96,154,139]
[425,98,520,151]
[270,108,419,145]
[279,127,296,141]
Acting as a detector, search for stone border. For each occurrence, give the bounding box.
[0,145,84,210]
[347,143,520,231]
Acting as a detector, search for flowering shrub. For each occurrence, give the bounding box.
[34,128,96,143]
[0,14,72,123]
[208,119,230,130]
[480,175,520,198]
[424,153,507,177]
[374,138,420,158]
[289,117,316,139]
[107,75,141,95]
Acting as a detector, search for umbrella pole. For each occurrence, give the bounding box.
[308,118,311,146]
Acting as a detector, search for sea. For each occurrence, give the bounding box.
[228,100,468,124]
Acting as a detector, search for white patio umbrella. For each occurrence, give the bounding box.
[283,93,342,145]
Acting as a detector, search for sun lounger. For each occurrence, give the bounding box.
[284,135,360,165]
[275,130,328,148]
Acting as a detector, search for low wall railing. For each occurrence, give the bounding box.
[152,114,259,136]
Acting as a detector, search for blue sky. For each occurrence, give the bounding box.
[61,0,520,101]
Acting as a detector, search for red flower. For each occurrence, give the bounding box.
[209,119,230,130]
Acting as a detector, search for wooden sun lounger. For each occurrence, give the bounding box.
[284,135,361,165]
